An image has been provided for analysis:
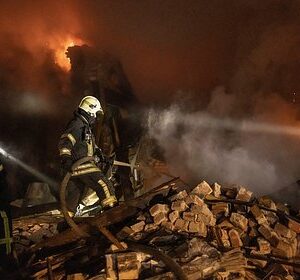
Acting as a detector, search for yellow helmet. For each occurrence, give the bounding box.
[79,96,103,118]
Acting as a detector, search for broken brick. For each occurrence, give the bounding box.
[184,194,204,206]
[149,204,169,217]
[188,221,207,237]
[272,240,295,258]
[130,221,146,233]
[236,186,253,202]
[212,203,229,216]
[191,204,203,214]
[258,224,280,247]
[217,219,234,229]
[169,190,188,201]
[161,221,175,231]
[257,237,271,254]
[106,254,117,280]
[212,182,221,198]
[249,250,268,268]
[169,211,180,224]
[258,196,277,210]
[136,214,146,221]
[194,204,215,226]
[250,205,268,225]
[230,213,248,231]
[144,223,158,233]
[174,219,189,231]
[219,228,231,248]
[262,210,278,226]
[153,212,168,225]
[274,223,296,240]
[109,242,128,252]
[287,218,300,234]
[183,211,196,221]
[228,229,243,247]
[117,252,141,280]
[171,200,188,212]
[191,181,212,198]
[198,214,216,226]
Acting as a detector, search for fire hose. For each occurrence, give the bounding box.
[127,242,188,280]
[60,156,93,237]
[59,157,187,280]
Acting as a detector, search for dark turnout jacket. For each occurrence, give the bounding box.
[58,109,101,176]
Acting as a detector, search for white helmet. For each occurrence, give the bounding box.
[79,96,103,118]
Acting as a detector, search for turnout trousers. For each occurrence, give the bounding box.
[66,170,117,212]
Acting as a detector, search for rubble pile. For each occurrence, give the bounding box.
[13,214,61,255]
[108,181,300,279]
[11,181,300,279]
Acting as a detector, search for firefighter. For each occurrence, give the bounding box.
[0,159,13,272]
[58,96,118,213]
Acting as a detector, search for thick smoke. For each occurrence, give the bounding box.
[0,0,85,115]
[142,0,300,197]
[1,1,300,105]
[147,90,300,195]
[145,1,300,195]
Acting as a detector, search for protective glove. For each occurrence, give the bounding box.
[94,147,105,163]
[61,156,73,174]
[94,148,113,165]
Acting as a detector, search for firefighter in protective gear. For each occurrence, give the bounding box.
[58,96,118,212]
[0,159,13,272]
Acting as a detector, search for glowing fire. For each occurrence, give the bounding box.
[49,36,85,71]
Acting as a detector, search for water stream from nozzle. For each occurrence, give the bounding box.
[0,146,58,187]
[192,115,300,137]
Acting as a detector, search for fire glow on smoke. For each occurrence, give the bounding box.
[47,35,85,71]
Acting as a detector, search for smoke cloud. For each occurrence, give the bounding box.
[139,0,300,199]
[0,0,84,114]
[147,90,300,195]
[1,1,300,105]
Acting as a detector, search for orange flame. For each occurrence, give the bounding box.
[48,36,85,71]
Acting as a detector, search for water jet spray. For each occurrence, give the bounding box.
[0,145,58,188]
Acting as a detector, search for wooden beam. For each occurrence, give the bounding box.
[33,204,137,250]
